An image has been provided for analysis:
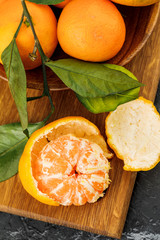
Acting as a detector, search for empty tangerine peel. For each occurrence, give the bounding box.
[105,97,160,171]
[19,116,112,206]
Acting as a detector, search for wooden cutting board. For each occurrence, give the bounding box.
[0,13,160,240]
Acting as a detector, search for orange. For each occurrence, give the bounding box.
[19,117,112,206]
[111,0,159,6]
[54,0,72,8]
[0,0,58,70]
[105,97,160,171]
[57,0,126,62]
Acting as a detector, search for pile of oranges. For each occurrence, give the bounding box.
[0,0,126,70]
[0,0,159,70]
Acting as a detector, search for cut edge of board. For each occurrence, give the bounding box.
[0,171,137,239]
[0,203,126,239]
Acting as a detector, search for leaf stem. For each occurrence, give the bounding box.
[21,0,47,62]
[21,0,54,114]
[14,13,24,38]
[41,62,55,111]
[27,93,45,101]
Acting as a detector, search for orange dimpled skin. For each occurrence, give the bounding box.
[57,0,126,62]
[0,0,58,70]
[32,135,110,206]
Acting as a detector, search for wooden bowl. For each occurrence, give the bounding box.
[0,2,159,91]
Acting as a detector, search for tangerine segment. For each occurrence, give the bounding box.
[76,142,110,174]
[49,175,76,206]
[77,175,104,203]
[31,135,110,206]
[72,180,87,206]
[80,172,110,192]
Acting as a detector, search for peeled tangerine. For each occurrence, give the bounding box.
[105,97,160,171]
[19,117,112,206]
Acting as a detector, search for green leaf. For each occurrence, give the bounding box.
[0,121,45,182]
[45,59,142,98]
[27,0,64,4]
[77,87,140,113]
[77,64,140,113]
[1,39,28,132]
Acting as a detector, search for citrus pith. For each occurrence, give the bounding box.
[105,97,160,171]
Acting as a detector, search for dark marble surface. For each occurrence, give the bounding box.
[0,82,160,240]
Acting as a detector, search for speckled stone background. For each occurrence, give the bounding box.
[0,82,160,240]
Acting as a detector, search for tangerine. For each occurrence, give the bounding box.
[0,0,58,70]
[19,117,112,206]
[57,0,126,62]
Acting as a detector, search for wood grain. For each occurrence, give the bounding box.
[0,10,160,240]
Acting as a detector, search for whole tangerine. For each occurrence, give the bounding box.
[57,0,126,62]
[0,0,58,70]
